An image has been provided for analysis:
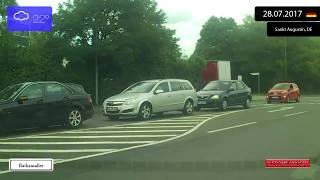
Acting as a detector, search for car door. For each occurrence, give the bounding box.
[227,82,238,106]
[236,81,248,105]
[5,83,46,130]
[151,82,171,113]
[44,83,73,126]
[169,81,185,110]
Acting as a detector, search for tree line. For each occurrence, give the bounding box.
[1,0,319,105]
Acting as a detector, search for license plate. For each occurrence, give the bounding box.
[107,107,118,112]
[198,101,207,105]
[271,96,279,99]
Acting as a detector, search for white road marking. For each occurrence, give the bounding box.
[172,117,207,120]
[139,122,199,125]
[96,126,194,129]
[208,122,257,134]
[21,134,177,139]
[0,141,154,145]
[284,111,308,117]
[0,105,279,175]
[151,119,203,122]
[52,110,245,166]
[0,159,64,163]
[268,106,294,112]
[0,149,116,153]
[64,130,188,133]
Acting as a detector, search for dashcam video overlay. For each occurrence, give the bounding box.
[267,22,320,36]
[7,6,52,32]
[255,6,320,21]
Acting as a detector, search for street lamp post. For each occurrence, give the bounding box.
[250,72,260,95]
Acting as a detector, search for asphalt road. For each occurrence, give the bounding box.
[1,96,320,180]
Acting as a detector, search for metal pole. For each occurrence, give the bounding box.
[95,32,99,105]
[95,56,98,105]
[284,38,287,80]
[258,74,261,95]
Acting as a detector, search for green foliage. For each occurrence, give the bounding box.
[191,15,320,93]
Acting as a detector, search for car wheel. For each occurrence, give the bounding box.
[296,95,300,103]
[183,100,194,115]
[243,98,251,109]
[66,109,83,128]
[108,116,119,121]
[220,99,228,111]
[138,103,152,120]
[267,100,271,104]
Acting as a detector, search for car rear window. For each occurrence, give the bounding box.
[65,83,86,94]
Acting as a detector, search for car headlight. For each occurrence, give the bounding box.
[125,98,138,105]
[103,100,108,107]
[211,95,220,100]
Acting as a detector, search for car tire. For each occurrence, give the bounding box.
[243,98,251,109]
[296,95,300,103]
[267,100,271,104]
[220,98,228,111]
[108,116,119,121]
[183,100,194,115]
[138,103,152,120]
[66,109,83,129]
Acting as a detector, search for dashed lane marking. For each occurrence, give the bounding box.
[284,111,308,117]
[268,106,294,113]
[208,122,257,134]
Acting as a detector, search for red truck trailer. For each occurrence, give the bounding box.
[202,60,231,84]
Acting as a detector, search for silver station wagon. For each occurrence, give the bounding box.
[103,79,198,120]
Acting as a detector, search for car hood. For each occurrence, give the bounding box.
[197,90,225,96]
[268,89,288,93]
[106,92,148,102]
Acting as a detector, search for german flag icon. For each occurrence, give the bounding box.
[306,12,317,18]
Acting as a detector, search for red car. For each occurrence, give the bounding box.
[266,83,300,103]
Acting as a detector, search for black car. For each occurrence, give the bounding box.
[0,81,94,132]
[196,80,252,111]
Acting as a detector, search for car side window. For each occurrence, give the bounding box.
[155,82,169,93]
[182,82,193,90]
[170,81,184,91]
[46,84,72,99]
[20,84,43,99]
[236,81,245,90]
[230,82,237,90]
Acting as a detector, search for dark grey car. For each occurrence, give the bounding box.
[196,80,252,111]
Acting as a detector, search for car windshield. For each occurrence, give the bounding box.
[202,81,231,91]
[0,83,25,101]
[124,82,157,93]
[272,83,290,89]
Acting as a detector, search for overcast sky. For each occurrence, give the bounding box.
[16,0,320,56]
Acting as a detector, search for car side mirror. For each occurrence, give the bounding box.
[228,88,235,92]
[17,96,28,104]
[155,89,164,94]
